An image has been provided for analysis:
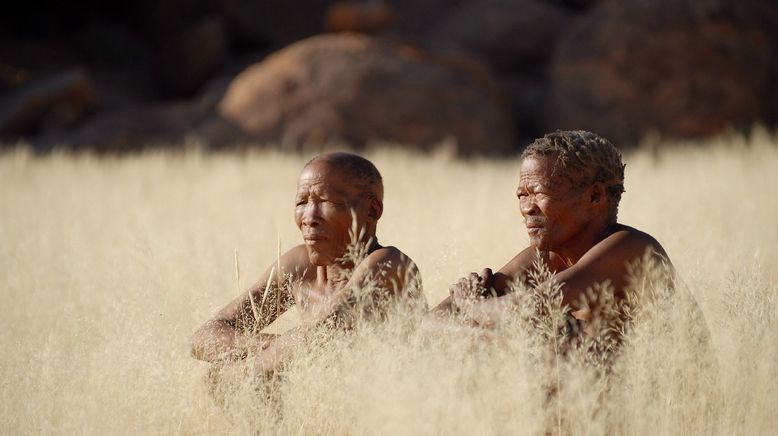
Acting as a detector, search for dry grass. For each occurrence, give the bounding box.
[1,130,776,435]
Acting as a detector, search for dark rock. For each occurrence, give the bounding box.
[216,34,515,154]
[217,0,336,47]
[325,1,395,33]
[124,0,211,41]
[503,75,547,141]
[385,0,468,38]
[0,40,80,91]
[551,0,602,11]
[548,0,778,146]
[154,15,230,97]
[427,0,571,75]
[38,100,212,152]
[0,68,96,137]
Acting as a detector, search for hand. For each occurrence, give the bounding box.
[450,268,494,312]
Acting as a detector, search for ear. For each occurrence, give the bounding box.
[367,197,383,222]
[589,182,605,205]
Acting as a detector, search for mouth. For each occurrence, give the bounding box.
[526,227,543,236]
[524,221,545,235]
[303,234,328,245]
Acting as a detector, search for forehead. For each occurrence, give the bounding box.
[519,155,557,183]
[297,161,357,195]
[518,155,578,192]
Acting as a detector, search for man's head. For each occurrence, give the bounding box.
[518,130,625,250]
[295,152,384,266]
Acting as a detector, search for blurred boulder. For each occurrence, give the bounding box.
[503,75,547,143]
[39,100,211,152]
[0,40,80,91]
[325,1,395,33]
[0,68,96,137]
[133,0,211,40]
[154,15,230,97]
[427,0,570,75]
[386,0,468,38]
[551,0,602,11]
[548,0,778,146]
[215,34,515,154]
[217,0,336,47]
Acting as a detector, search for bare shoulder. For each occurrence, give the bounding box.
[357,245,422,297]
[586,224,670,266]
[364,245,416,269]
[498,246,539,276]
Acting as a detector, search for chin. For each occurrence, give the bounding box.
[530,236,551,251]
[306,249,329,266]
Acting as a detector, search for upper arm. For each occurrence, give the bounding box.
[346,247,422,301]
[554,230,669,309]
[493,247,539,295]
[212,244,310,331]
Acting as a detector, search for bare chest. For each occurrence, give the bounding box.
[290,277,348,318]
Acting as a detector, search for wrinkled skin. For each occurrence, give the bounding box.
[295,160,375,267]
[517,156,592,253]
[191,156,423,377]
[433,154,673,330]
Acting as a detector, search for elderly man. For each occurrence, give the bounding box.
[429,130,673,335]
[192,152,424,374]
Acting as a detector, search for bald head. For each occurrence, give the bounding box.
[304,152,384,201]
[296,152,384,265]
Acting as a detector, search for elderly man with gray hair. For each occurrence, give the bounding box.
[428,130,677,340]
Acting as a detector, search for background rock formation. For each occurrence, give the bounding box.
[1,0,776,153]
[216,34,514,154]
[548,0,778,146]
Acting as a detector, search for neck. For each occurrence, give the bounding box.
[321,236,380,284]
[552,220,615,266]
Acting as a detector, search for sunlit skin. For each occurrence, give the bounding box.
[295,161,374,269]
[426,154,672,330]
[191,155,422,375]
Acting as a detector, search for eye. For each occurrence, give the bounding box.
[321,197,344,206]
[295,199,307,207]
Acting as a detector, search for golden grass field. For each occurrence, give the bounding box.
[1,131,776,435]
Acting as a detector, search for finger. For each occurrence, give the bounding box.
[571,308,592,322]
[481,268,494,287]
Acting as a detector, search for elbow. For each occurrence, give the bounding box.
[190,327,206,361]
[190,322,219,362]
[190,319,240,363]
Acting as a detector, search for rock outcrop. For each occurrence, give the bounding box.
[216,34,515,154]
[548,0,778,146]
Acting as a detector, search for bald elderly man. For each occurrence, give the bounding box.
[428,130,677,337]
[192,152,424,374]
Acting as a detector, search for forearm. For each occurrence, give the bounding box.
[250,292,357,374]
[419,315,496,339]
[252,327,309,374]
[462,294,519,328]
[191,320,276,362]
[429,295,456,316]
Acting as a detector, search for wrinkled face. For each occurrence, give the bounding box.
[295,161,370,266]
[517,156,590,251]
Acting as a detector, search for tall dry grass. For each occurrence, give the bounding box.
[1,131,776,435]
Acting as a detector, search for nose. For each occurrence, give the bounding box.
[520,195,539,216]
[300,201,321,227]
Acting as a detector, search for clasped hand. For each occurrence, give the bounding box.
[449,268,495,312]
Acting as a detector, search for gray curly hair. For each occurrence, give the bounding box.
[521,130,626,224]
